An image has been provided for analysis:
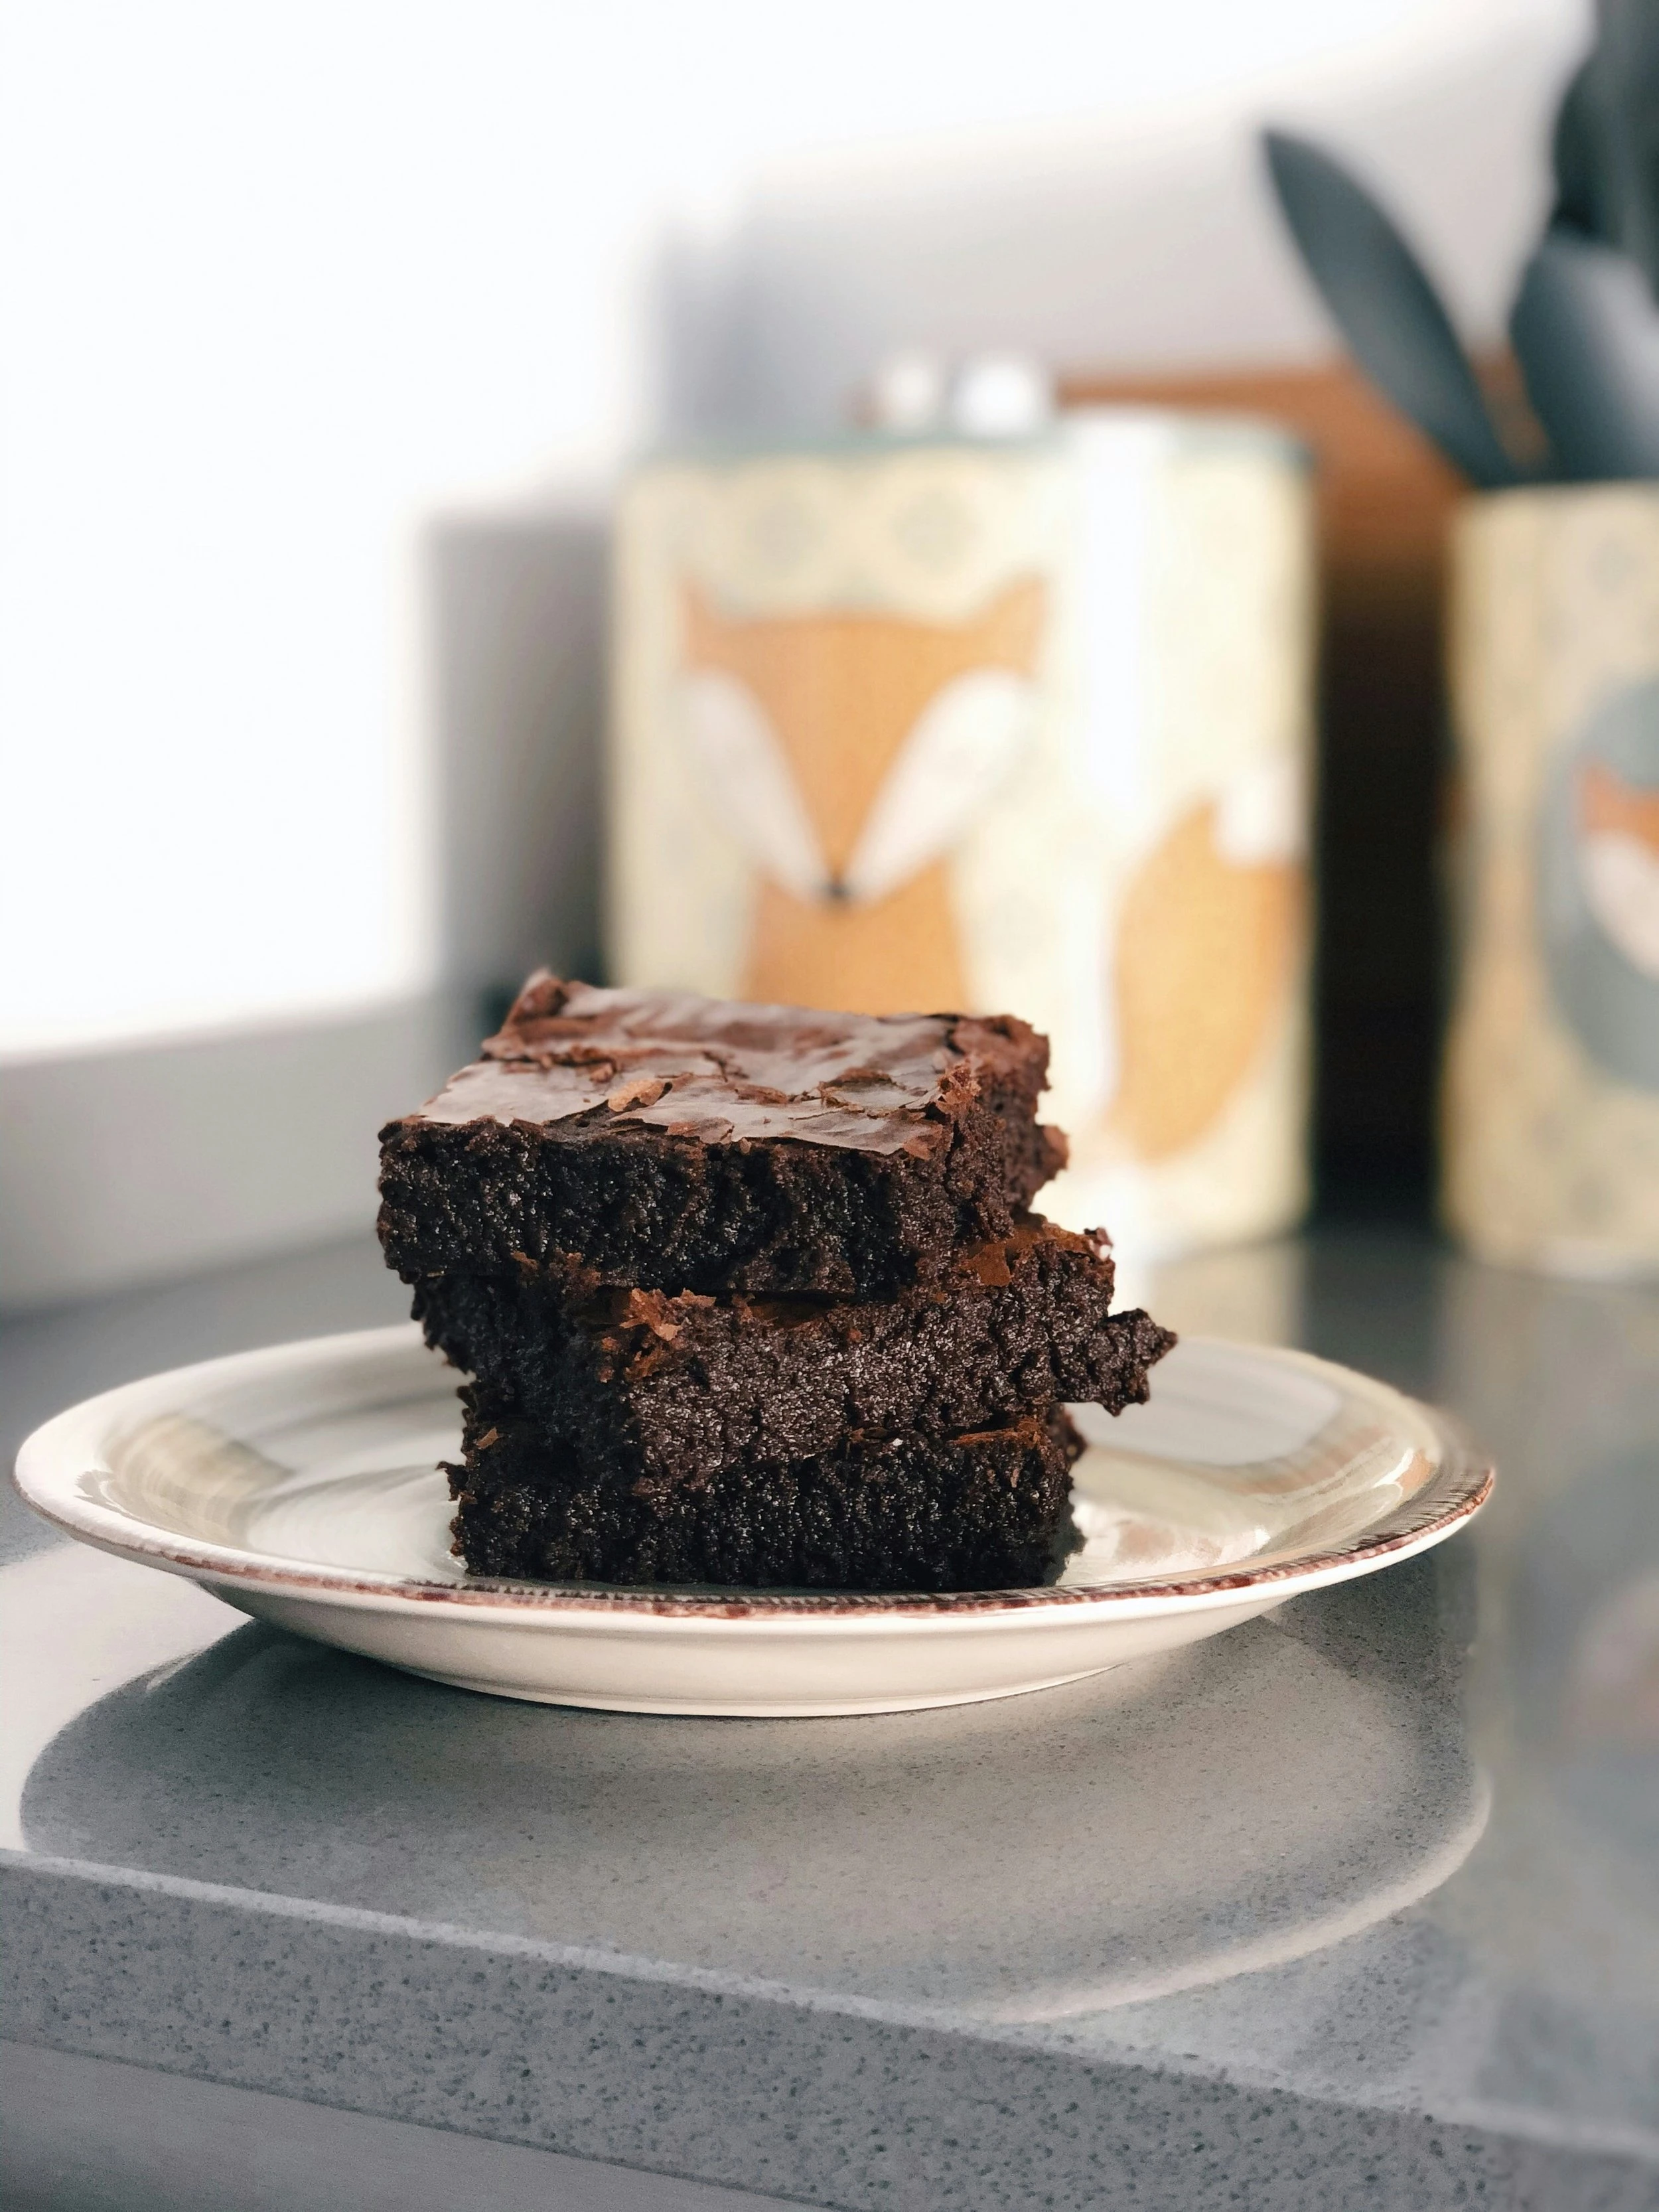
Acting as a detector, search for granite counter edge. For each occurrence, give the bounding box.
[4,1853,1653,2212]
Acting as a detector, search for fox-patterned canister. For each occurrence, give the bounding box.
[609,413,1316,1260]
[1444,486,1659,1276]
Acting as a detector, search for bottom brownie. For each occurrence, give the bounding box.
[448,1405,1084,1593]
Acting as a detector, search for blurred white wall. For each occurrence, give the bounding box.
[1,0,1586,1063]
[0,0,1589,1303]
[661,7,1583,435]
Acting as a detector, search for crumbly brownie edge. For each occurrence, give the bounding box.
[447,1407,1084,1593]
[488,1306,1169,1491]
[413,1237,1174,1487]
[378,1101,1056,1296]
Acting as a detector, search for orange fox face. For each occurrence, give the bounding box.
[678,578,1046,1013]
[675,573,1303,1158]
[1579,757,1659,848]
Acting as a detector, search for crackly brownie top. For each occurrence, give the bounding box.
[405,973,1048,1157]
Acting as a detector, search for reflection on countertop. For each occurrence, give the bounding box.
[3,1221,1658,2201]
[9,1546,1483,2022]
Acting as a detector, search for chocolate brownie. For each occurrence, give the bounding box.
[448,1403,1085,1591]
[378,974,1066,1297]
[414,1219,1174,1491]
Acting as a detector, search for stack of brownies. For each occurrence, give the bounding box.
[377,974,1175,1591]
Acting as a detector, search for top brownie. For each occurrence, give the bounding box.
[378,974,1066,1296]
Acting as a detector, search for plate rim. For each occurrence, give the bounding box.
[12,1323,1494,1630]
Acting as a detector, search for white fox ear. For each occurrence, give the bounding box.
[680,670,830,902]
[844,668,1036,905]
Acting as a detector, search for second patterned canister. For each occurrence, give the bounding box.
[1443,484,1659,1276]
[609,413,1317,1260]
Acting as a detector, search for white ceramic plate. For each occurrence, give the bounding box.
[13,1326,1492,1718]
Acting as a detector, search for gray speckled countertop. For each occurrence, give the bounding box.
[3,1226,1658,2210]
